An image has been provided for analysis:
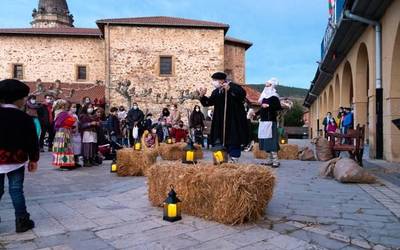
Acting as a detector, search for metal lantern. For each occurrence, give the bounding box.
[134,139,142,151]
[211,139,228,165]
[163,185,182,222]
[166,136,173,144]
[182,140,197,164]
[110,159,118,173]
[280,133,288,145]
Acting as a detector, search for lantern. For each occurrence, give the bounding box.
[163,185,182,222]
[166,136,173,144]
[134,139,142,151]
[110,159,117,173]
[280,133,288,145]
[182,140,197,164]
[211,139,228,165]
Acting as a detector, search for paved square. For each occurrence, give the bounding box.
[0,145,399,250]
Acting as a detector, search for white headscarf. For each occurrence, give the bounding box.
[258,78,280,103]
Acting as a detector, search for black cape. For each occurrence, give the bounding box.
[200,82,249,147]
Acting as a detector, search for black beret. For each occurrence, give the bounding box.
[0,79,30,103]
[211,72,227,80]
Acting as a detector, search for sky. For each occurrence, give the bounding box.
[0,0,329,88]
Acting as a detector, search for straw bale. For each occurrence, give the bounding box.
[158,142,203,161]
[116,148,157,176]
[253,143,269,159]
[253,143,299,160]
[147,162,276,225]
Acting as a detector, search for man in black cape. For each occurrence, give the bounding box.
[199,72,249,162]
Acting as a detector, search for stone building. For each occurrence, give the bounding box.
[0,0,255,113]
[304,0,400,162]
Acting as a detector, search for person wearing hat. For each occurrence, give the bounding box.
[199,72,249,162]
[256,78,282,168]
[0,79,38,233]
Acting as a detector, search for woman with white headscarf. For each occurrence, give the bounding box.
[255,78,282,167]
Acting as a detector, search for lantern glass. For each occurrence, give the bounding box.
[213,150,228,165]
[182,150,196,164]
[134,142,141,151]
[167,138,173,144]
[111,163,117,173]
[163,202,181,221]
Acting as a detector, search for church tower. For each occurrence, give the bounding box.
[31,0,74,28]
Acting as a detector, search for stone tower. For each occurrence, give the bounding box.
[31,0,74,28]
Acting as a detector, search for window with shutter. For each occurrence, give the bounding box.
[160,56,173,76]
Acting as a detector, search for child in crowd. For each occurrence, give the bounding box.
[143,129,158,148]
[170,120,188,143]
[69,103,82,168]
[120,119,130,147]
[156,118,170,142]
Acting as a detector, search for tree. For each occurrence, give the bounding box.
[283,101,305,127]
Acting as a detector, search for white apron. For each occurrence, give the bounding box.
[258,121,273,139]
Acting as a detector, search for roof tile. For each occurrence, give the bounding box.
[96,16,229,31]
[0,28,101,37]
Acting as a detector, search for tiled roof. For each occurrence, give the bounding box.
[25,81,105,104]
[242,85,261,105]
[96,16,229,33]
[225,36,253,50]
[0,28,102,37]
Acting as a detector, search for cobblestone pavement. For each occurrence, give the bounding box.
[0,144,399,250]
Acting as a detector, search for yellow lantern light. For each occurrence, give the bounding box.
[110,160,118,173]
[280,134,288,145]
[134,140,142,151]
[182,140,197,164]
[166,137,173,144]
[211,139,228,165]
[163,185,182,222]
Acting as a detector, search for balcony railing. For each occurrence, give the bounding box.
[321,0,346,60]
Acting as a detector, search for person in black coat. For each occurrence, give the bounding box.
[0,79,37,233]
[190,105,205,145]
[37,94,55,152]
[126,103,144,144]
[199,72,249,162]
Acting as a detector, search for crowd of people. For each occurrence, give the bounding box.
[322,107,354,139]
[19,93,216,170]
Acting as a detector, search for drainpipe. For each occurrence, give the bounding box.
[106,23,111,111]
[344,10,383,159]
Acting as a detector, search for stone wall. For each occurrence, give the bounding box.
[0,35,105,84]
[106,26,225,118]
[224,44,246,84]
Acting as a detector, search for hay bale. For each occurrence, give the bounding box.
[158,142,203,161]
[253,143,298,160]
[147,162,276,225]
[253,143,269,159]
[278,144,299,160]
[116,148,157,176]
